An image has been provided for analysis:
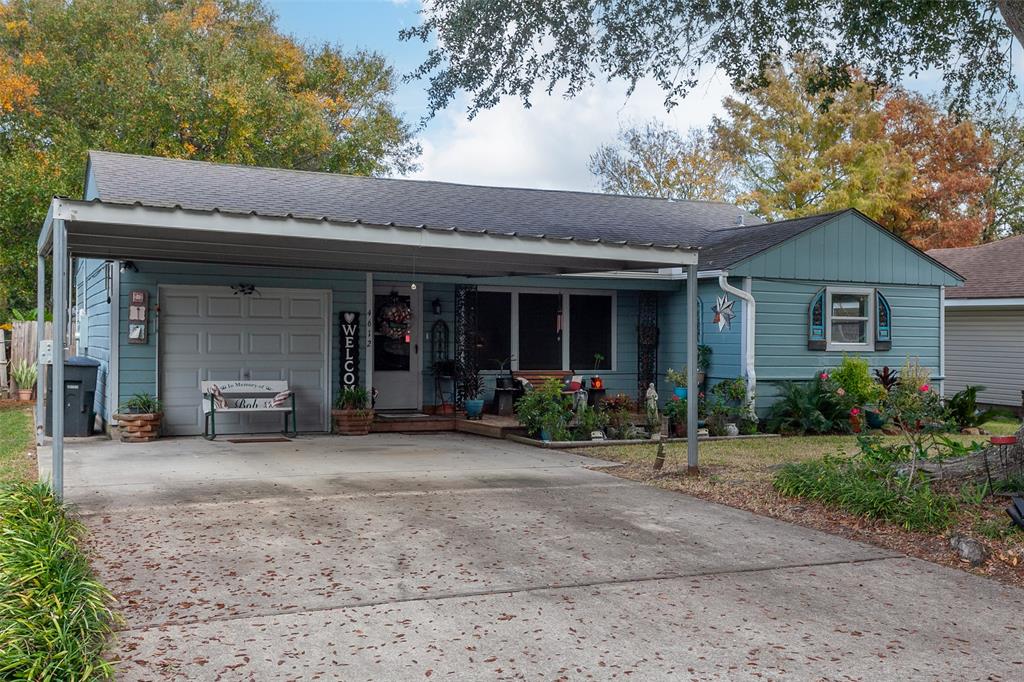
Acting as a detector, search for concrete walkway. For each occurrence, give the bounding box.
[42,434,1024,680]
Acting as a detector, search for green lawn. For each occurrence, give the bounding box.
[587,419,1023,482]
[0,402,35,484]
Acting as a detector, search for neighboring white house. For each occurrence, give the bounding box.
[929,236,1024,411]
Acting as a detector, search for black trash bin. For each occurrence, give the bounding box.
[45,356,100,437]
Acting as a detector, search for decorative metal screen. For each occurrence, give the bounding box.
[454,284,478,407]
[637,291,659,398]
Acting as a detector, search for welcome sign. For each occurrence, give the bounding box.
[339,312,360,390]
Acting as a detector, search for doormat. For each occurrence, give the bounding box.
[375,412,432,420]
[225,437,292,444]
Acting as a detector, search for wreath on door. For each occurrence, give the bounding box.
[376,291,412,339]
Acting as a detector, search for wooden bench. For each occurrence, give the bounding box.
[514,371,571,389]
[201,380,297,440]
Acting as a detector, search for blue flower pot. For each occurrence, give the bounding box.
[866,409,885,429]
[539,429,552,442]
[464,399,484,419]
[673,387,688,400]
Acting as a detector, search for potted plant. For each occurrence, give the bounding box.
[11,360,37,401]
[514,378,571,440]
[590,353,606,390]
[461,372,486,419]
[114,393,163,442]
[697,345,712,387]
[333,386,374,435]
[666,367,688,399]
[664,396,687,437]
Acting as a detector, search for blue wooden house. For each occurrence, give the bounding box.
[70,152,961,436]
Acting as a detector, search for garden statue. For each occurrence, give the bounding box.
[645,382,659,427]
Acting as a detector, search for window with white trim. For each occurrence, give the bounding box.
[826,287,874,351]
[479,287,616,370]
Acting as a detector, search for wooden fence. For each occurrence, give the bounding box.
[2,321,54,398]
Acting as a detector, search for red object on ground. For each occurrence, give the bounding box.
[990,436,1018,445]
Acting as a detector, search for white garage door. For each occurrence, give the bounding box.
[160,286,330,436]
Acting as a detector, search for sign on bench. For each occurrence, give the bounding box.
[200,380,297,440]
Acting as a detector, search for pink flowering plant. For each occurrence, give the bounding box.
[880,360,955,478]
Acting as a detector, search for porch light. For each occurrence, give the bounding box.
[432,298,442,315]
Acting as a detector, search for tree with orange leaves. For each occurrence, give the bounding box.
[0,0,418,318]
[879,95,993,250]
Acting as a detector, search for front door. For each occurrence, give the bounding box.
[372,284,422,411]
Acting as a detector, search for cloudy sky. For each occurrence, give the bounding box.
[266,0,738,191]
[267,0,1020,192]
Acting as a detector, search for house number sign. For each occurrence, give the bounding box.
[339,312,360,390]
[128,290,148,344]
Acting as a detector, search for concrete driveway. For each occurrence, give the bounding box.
[42,434,1024,680]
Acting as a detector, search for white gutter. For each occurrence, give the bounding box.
[944,297,1024,309]
[718,272,756,412]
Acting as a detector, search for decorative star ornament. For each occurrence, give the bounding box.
[712,295,735,331]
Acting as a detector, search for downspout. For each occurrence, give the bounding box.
[717,272,756,412]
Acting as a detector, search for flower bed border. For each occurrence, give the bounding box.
[506,432,779,449]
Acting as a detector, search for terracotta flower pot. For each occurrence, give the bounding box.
[332,408,374,435]
[672,420,686,437]
[113,412,163,442]
[16,389,33,402]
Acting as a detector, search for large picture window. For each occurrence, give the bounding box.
[569,294,612,370]
[477,288,616,371]
[518,293,563,370]
[475,291,512,370]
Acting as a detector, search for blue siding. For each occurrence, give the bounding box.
[656,278,743,403]
[74,258,111,422]
[730,212,961,287]
[752,278,942,412]
[118,262,365,404]
[115,264,671,409]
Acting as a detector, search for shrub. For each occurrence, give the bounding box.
[773,448,956,531]
[571,404,608,440]
[515,378,572,440]
[0,483,116,679]
[831,355,883,406]
[765,376,851,435]
[663,396,687,425]
[945,385,1011,430]
[710,377,747,404]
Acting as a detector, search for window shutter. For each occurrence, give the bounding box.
[875,290,892,350]
[808,288,826,350]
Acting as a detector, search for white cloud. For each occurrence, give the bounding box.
[409,72,734,192]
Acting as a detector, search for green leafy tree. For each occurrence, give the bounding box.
[979,109,1024,239]
[0,0,419,318]
[404,0,1019,119]
[589,58,994,248]
[712,56,917,222]
[588,121,732,201]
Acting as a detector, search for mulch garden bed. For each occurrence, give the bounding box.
[596,461,1024,589]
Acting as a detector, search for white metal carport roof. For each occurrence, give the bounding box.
[37,195,702,498]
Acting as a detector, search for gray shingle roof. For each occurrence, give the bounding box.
[85,151,759,249]
[696,211,845,271]
[928,235,1024,299]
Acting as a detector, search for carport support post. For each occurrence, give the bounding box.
[36,252,45,437]
[51,219,66,500]
[686,262,699,474]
